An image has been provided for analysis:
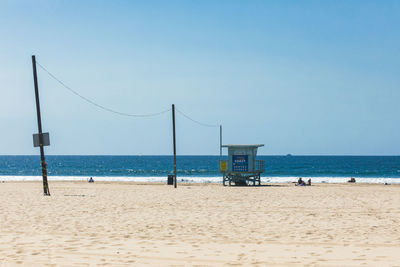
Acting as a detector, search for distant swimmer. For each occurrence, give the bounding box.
[88,177,94,183]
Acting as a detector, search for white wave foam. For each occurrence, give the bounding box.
[0,176,399,184]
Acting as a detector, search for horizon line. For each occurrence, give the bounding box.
[1,154,400,157]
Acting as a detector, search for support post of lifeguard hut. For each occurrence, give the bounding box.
[219,144,265,186]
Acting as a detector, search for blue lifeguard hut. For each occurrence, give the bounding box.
[220,144,265,186]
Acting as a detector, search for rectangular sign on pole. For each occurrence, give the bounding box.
[220,160,227,172]
[33,132,50,147]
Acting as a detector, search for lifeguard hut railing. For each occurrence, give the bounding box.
[255,160,265,173]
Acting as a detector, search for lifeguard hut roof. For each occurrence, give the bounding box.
[222,144,264,148]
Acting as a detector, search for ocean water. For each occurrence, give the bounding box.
[0,155,399,184]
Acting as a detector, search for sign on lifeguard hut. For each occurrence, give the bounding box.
[220,144,264,186]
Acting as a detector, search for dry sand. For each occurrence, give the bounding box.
[0,181,399,266]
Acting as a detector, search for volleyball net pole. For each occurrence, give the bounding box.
[172,104,177,188]
[31,55,51,196]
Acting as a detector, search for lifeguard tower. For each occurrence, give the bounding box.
[220,144,265,186]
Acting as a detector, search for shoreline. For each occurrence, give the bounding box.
[1,175,400,184]
[2,180,400,188]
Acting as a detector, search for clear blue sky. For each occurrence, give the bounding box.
[1,1,399,155]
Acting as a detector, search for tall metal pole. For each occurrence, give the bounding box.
[219,125,222,162]
[32,55,50,196]
[172,104,177,188]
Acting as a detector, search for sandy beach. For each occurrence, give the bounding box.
[0,181,399,266]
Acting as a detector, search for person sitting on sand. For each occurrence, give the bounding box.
[296,177,306,186]
[348,177,356,183]
[307,179,311,186]
[88,177,94,183]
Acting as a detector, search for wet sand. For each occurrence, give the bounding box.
[0,181,399,266]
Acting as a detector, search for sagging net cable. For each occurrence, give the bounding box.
[176,108,220,128]
[36,62,171,117]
